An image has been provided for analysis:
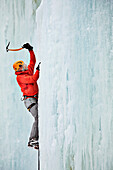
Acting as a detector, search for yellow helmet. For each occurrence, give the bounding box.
[13,60,24,71]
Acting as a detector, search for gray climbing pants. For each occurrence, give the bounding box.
[24,98,39,141]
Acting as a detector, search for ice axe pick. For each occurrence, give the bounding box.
[6,42,23,52]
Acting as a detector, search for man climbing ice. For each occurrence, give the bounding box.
[13,43,40,149]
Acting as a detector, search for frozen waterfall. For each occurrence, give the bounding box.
[37,0,113,170]
[0,0,113,170]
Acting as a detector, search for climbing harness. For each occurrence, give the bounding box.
[21,94,38,101]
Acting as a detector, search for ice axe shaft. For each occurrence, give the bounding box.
[8,48,23,52]
[6,42,23,52]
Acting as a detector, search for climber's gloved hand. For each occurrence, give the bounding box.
[22,43,33,51]
[36,62,41,71]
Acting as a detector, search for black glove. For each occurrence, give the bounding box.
[22,43,33,51]
[36,62,41,71]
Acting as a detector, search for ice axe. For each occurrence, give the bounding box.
[6,42,23,52]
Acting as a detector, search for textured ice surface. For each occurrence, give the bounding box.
[36,0,113,170]
[0,0,40,170]
[0,0,113,170]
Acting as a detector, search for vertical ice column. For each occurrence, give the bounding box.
[0,0,40,170]
[36,0,113,170]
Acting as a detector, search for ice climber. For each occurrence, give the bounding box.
[13,43,40,149]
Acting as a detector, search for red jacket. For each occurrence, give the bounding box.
[15,50,39,96]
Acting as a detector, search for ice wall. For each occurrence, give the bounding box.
[36,0,113,170]
[0,0,40,170]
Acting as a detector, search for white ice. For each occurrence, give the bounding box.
[36,0,113,170]
[0,0,40,170]
[0,0,113,170]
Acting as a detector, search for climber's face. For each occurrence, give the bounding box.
[18,63,28,72]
